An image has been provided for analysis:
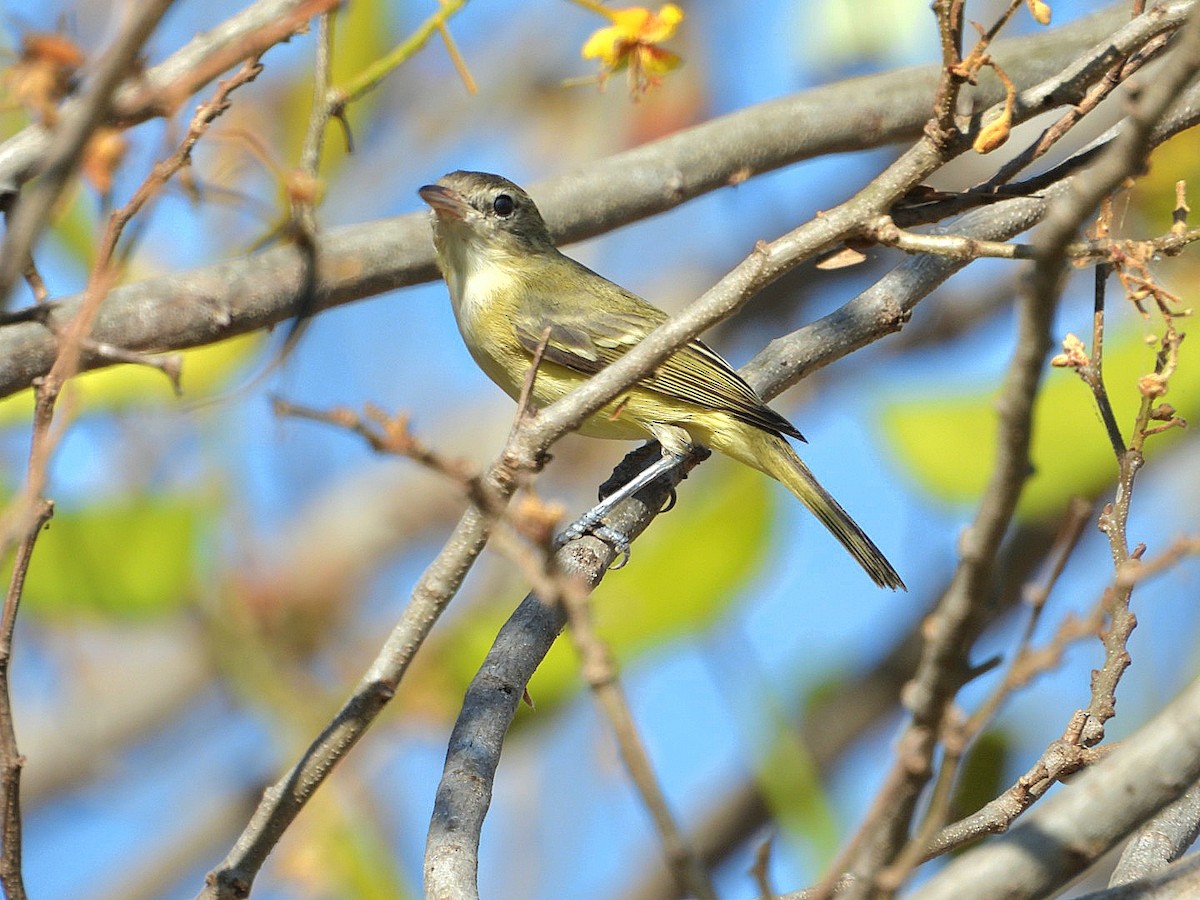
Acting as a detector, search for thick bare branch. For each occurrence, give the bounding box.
[1108,780,1200,887]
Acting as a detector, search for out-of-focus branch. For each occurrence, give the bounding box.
[1107,780,1200,887]
[1079,853,1200,899]
[0,0,339,198]
[0,499,54,900]
[560,574,717,900]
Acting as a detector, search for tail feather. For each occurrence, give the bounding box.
[709,427,906,590]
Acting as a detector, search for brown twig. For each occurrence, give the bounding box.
[271,397,476,484]
[0,498,53,900]
[750,834,777,900]
[867,215,1200,264]
[923,608,1108,857]
[928,0,967,144]
[983,29,1174,189]
[836,12,1200,895]
[880,500,1094,881]
[0,53,264,895]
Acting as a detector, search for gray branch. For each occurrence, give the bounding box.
[1108,780,1200,887]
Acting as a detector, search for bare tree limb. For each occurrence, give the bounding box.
[1080,853,1200,899]
[1108,780,1200,887]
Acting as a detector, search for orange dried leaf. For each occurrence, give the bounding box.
[4,31,86,124]
[816,246,867,270]
[82,127,128,195]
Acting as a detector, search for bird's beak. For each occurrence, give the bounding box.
[418,184,471,220]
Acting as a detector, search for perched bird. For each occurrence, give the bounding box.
[419,170,904,590]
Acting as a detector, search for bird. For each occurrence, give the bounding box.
[419,170,904,590]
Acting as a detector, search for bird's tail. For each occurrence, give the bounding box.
[708,426,906,590]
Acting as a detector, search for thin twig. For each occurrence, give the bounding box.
[914,675,1200,899]
[326,0,472,115]
[271,397,476,483]
[983,30,1173,189]
[0,499,54,900]
[881,500,1093,880]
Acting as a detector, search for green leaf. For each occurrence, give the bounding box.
[883,326,1199,520]
[953,729,1011,832]
[525,457,774,713]
[754,713,839,862]
[16,494,209,620]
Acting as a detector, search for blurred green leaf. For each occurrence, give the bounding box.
[883,325,1199,520]
[405,458,775,721]
[321,807,411,900]
[16,493,209,619]
[0,333,262,427]
[524,458,774,711]
[282,0,393,176]
[754,712,839,862]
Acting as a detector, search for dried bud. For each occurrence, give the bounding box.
[513,494,566,545]
[286,170,324,206]
[973,111,1012,154]
[816,246,867,270]
[1138,372,1168,398]
[1051,333,1088,368]
[5,32,85,124]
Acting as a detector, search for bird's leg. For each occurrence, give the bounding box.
[555,451,685,557]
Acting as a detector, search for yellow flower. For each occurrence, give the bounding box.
[581,4,684,95]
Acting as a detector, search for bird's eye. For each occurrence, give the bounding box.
[492,193,515,217]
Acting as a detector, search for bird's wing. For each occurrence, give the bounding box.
[512,277,803,441]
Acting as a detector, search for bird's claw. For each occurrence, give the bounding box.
[554,517,632,568]
[593,524,631,568]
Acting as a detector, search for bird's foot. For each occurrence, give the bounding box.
[555,515,632,568]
